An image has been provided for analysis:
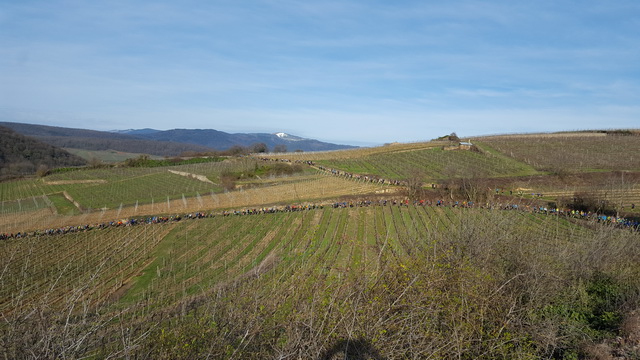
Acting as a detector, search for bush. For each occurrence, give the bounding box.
[123,155,224,168]
[220,171,237,191]
[564,192,616,214]
[36,164,49,177]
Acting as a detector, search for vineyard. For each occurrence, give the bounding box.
[0,158,267,222]
[538,184,640,210]
[0,158,258,208]
[477,134,640,172]
[1,134,640,359]
[314,145,538,181]
[261,140,450,161]
[0,172,390,234]
[1,205,638,358]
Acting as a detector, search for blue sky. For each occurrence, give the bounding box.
[1,1,639,146]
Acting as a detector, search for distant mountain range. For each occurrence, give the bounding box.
[0,122,215,157]
[0,122,356,156]
[113,128,356,153]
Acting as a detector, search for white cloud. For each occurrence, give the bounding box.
[1,0,639,144]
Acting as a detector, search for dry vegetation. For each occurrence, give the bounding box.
[314,145,538,182]
[260,141,449,161]
[477,134,640,172]
[1,207,638,359]
[0,173,391,234]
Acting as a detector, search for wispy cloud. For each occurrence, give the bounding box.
[1,0,639,144]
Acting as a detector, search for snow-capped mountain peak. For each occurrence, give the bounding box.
[273,132,305,141]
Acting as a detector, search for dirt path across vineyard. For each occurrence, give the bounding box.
[43,179,107,185]
[168,170,215,184]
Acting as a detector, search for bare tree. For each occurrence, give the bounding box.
[405,169,425,200]
[251,143,268,153]
[89,157,104,168]
[606,171,633,217]
[458,169,489,202]
[226,145,249,156]
[448,132,460,142]
[440,165,488,201]
[36,164,50,177]
[273,144,288,153]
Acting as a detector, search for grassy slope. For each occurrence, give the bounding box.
[260,141,449,161]
[316,145,539,181]
[474,135,640,211]
[0,159,256,210]
[477,134,640,172]
[4,134,636,223]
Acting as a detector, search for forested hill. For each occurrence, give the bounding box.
[0,122,216,157]
[1,122,355,154]
[0,126,87,180]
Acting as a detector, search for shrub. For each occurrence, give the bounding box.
[35,164,49,177]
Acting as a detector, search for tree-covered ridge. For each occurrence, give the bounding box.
[0,126,87,180]
[0,122,216,157]
[0,122,355,156]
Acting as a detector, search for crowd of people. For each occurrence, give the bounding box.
[3,157,638,240]
[221,204,322,216]
[2,196,637,241]
[316,165,407,186]
[257,157,314,167]
[1,213,205,240]
[257,157,408,186]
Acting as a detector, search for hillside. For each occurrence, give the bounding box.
[2,205,638,359]
[1,132,639,359]
[0,122,216,157]
[0,125,86,180]
[0,122,356,156]
[477,131,640,172]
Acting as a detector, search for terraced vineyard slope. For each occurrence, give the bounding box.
[477,132,640,172]
[315,145,538,181]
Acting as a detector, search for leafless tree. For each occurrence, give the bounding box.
[273,144,288,153]
[251,142,268,153]
[405,169,425,200]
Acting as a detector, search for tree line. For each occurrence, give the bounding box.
[182,142,295,157]
[0,126,87,181]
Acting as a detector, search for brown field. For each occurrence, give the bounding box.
[479,131,608,139]
[477,134,640,172]
[261,140,450,161]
